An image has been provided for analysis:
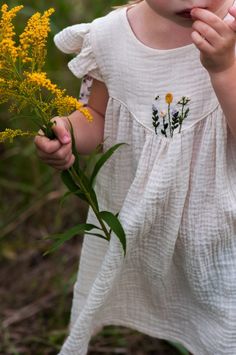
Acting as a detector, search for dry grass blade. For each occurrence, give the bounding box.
[0,190,63,238]
[2,291,59,328]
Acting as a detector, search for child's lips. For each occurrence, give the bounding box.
[176,10,193,19]
[176,7,207,19]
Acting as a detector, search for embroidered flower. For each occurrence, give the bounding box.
[165,93,173,104]
[152,101,160,135]
[152,93,191,138]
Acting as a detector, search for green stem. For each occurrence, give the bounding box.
[168,104,172,137]
[70,167,111,241]
[179,103,184,133]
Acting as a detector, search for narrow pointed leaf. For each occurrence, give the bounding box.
[108,212,119,236]
[44,223,102,255]
[43,238,66,255]
[89,186,99,212]
[61,170,78,193]
[99,211,126,255]
[72,168,99,210]
[67,118,80,171]
[82,143,103,176]
[61,170,88,202]
[84,232,108,240]
[90,143,127,187]
[44,223,102,240]
[168,342,189,355]
[60,190,73,207]
[43,223,105,255]
[78,168,92,191]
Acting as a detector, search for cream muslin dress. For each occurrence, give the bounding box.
[54,6,236,355]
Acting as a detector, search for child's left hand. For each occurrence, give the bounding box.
[191,7,236,74]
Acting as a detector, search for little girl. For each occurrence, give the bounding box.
[35,1,236,354]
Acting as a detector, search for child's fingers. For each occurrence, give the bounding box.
[34,134,62,154]
[51,117,71,144]
[227,7,236,32]
[192,20,220,48]
[43,154,75,171]
[191,30,213,53]
[37,140,72,161]
[191,8,229,37]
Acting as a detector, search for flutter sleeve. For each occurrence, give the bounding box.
[53,23,103,82]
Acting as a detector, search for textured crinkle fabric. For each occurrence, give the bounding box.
[54,24,103,82]
[54,5,236,355]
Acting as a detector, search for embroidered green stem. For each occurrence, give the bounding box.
[167,103,173,138]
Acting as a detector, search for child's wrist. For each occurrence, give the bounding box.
[208,61,236,82]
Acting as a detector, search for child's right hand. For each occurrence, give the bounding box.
[34,116,75,170]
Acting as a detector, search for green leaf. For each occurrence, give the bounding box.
[82,138,109,176]
[85,232,108,239]
[61,170,78,193]
[61,170,88,202]
[67,118,80,171]
[89,185,99,212]
[70,167,98,209]
[90,143,127,187]
[99,211,126,256]
[78,167,92,191]
[60,190,72,207]
[43,223,105,255]
[168,342,189,355]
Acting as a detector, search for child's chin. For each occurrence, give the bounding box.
[176,19,194,28]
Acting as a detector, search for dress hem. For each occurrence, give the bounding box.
[93,317,198,355]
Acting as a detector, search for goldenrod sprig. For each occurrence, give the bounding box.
[0,128,36,143]
[0,4,92,137]
[19,8,55,69]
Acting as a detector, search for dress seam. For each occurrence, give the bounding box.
[109,95,220,138]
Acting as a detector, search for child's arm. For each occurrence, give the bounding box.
[191,6,236,136]
[34,79,109,170]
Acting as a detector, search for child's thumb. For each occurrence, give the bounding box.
[52,119,71,144]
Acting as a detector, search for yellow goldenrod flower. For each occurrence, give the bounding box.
[165,93,173,105]
[0,4,23,40]
[0,4,23,62]
[0,128,35,143]
[19,8,55,67]
[0,5,92,132]
[25,72,64,97]
[79,107,93,122]
[53,94,93,121]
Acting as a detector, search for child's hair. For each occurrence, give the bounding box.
[113,0,143,9]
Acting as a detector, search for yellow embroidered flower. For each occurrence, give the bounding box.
[0,128,35,143]
[165,93,173,105]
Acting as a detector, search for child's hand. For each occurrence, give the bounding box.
[191,7,236,74]
[34,117,75,170]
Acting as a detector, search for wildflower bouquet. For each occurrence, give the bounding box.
[0,4,126,254]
